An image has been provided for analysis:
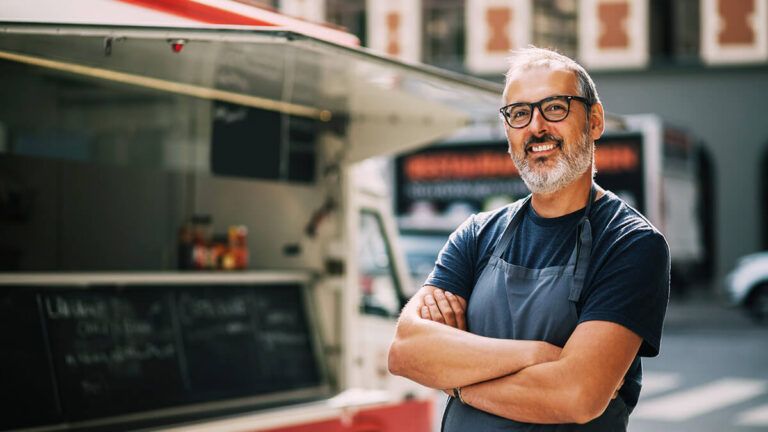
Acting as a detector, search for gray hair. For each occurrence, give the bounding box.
[502,46,601,107]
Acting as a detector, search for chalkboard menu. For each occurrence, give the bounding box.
[42,288,183,421]
[176,285,320,402]
[0,289,61,429]
[0,281,325,431]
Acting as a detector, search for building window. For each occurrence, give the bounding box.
[649,0,700,65]
[422,0,465,72]
[326,0,367,46]
[532,0,578,59]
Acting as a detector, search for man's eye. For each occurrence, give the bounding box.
[511,109,530,119]
[545,104,567,113]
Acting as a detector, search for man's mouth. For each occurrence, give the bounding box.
[524,135,563,155]
[527,143,558,153]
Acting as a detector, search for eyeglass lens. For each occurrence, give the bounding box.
[504,96,571,128]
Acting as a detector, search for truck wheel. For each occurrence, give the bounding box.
[748,284,768,323]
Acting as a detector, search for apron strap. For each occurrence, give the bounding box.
[492,186,597,303]
[491,195,531,258]
[569,184,597,302]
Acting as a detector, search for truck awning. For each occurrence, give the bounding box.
[0,22,504,163]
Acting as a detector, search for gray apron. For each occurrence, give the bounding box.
[442,186,629,431]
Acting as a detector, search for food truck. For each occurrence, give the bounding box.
[0,1,502,430]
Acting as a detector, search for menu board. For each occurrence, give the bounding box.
[42,288,183,420]
[0,282,323,431]
[0,289,61,429]
[176,285,320,402]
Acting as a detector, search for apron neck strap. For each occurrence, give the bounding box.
[579,184,598,224]
[570,183,597,301]
[492,195,531,258]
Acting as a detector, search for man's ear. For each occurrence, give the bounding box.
[589,103,605,141]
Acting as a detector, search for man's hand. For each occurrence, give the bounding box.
[389,285,567,390]
[419,288,562,364]
[420,288,467,330]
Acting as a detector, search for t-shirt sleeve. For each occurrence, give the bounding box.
[579,231,670,357]
[423,215,477,300]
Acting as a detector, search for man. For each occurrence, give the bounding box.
[388,47,669,431]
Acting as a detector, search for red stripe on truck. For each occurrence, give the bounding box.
[263,399,433,432]
[116,0,278,26]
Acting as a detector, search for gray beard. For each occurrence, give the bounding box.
[510,129,594,195]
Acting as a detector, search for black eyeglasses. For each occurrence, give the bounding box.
[499,95,590,129]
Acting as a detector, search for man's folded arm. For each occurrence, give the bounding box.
[387,285,561,389]
[458,320,642,424]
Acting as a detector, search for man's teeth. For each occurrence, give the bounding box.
[529,143,556,152]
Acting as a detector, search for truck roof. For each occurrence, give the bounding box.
[0,0,360,46]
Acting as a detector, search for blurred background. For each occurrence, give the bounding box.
[0,0,767,431]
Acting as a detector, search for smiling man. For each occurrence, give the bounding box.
[388,47,670,431]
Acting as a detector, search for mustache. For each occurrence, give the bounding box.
[524,134,563,151]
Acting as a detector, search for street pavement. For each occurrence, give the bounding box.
[628,291,768,431]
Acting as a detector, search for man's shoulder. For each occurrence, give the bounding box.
[595,191,660,233]
[593,191,669,253]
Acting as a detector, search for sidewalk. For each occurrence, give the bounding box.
[664,287,761,332]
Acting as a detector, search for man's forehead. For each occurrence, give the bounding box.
[504,64,578,102]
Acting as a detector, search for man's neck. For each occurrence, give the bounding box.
[530,170,601,218]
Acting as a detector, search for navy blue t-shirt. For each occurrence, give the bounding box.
[425,190,670,410]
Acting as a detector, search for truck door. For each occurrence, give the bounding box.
[353,188,417,393]
[342,185,436,430]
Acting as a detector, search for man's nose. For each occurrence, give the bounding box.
[527,105,550,134]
